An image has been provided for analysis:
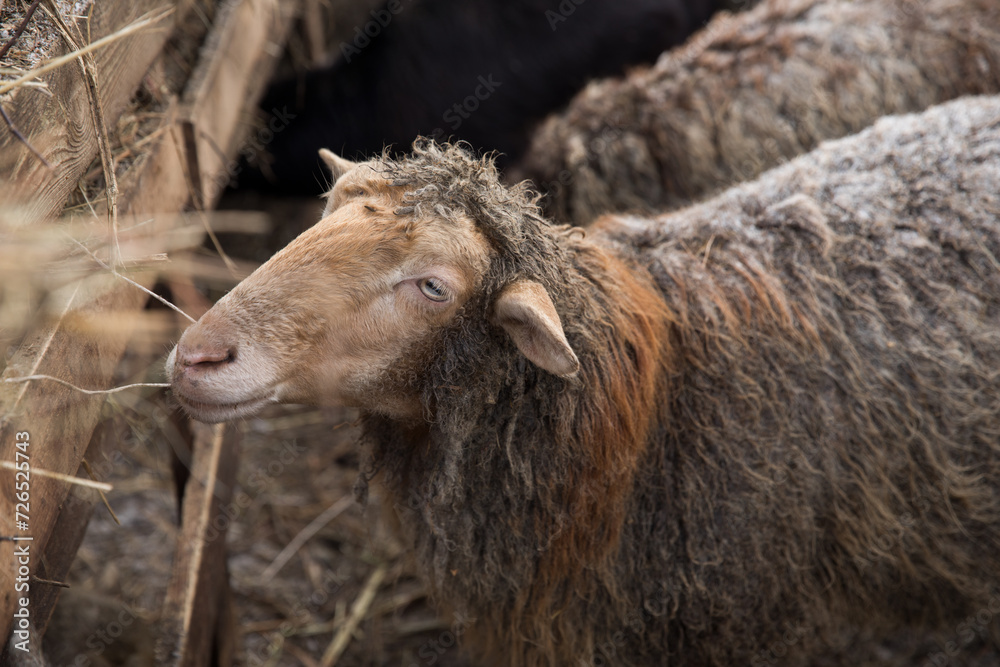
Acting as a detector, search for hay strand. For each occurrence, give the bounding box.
[70,236,198,323]
[261,495,355,582]
[0,5,174,96]
[0,460,113,491]
[3,374,170,395]
[81,459,120,525]
[319,564,387,667]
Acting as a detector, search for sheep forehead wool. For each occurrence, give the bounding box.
[373,141,564,278]
[354,97,1000,666]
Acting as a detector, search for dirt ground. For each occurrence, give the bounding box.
[46,392,474,666]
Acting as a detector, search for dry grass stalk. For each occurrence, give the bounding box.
[69,235,197,322]
[0,460,113,491]
[319,564,388,667]
[0,6,174,96]
[261,495,356,582]
[3,374,170,394]
[81,459,120,525]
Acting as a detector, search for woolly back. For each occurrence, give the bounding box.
[520,0,1000,223]
[592,96,1000,664]
[355,107,1000,666]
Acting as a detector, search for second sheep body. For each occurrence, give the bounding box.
[517,0,1000,223]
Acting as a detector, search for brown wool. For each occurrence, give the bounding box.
[359,97,1000,665]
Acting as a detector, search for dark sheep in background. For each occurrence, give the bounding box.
[516,0,1000,223]
[169,95,1000,665]
[237,0,723,194]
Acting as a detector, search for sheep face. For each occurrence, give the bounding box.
[166,149,579,424]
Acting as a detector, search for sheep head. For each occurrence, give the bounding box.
[166,148,579,423]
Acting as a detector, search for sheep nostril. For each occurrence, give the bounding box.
[180,347,236,368]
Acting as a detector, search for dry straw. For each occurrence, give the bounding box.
[0,6,175,96]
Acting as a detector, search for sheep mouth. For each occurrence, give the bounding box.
[172,391,277,423]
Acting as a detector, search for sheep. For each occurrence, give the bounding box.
[238,0,723,194]
[515,0,1000,224]
[167,94,1000,666]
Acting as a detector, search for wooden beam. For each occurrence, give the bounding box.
[155,421,240,667]
[302,0,327,64]
[0,414,115,664]
[1,0,301,655]
[0,267,157,648]
[182,0,300,209]
[0,0,187,223]
[0,209,209,646]
[30,417,117,637]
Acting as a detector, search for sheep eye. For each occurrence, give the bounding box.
[418,278,449,302]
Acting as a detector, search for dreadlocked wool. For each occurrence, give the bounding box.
[353,95,1000,666]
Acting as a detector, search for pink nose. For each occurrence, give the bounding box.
[175,317,236,372]
[177,345,235,367]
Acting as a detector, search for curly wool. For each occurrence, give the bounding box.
[516,0,1000,224]
[359,140,672,663]
[357,97,1000,666]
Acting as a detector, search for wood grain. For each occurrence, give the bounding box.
[0,0,177,223]
[156,421,240,667]
[0,210,209,645]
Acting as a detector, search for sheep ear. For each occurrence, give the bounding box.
[318,148,357,183]
[493,280,580,378]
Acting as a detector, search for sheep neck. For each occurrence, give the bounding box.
[357,231,674,629]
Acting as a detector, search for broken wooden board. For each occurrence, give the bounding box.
[0,0,187,223]
[181,0,300,210]
[156,420,240,667]
[0,210,209,646]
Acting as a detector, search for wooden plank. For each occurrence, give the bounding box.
[302,0,327,64]
[0,209,211,647]
[155,421,240,667]
[30,418,116,637]
[0,416,111,664]
[182,0,300,208]
[0,0,183,223]
[0,267,158,648]
[0,0,301,655]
